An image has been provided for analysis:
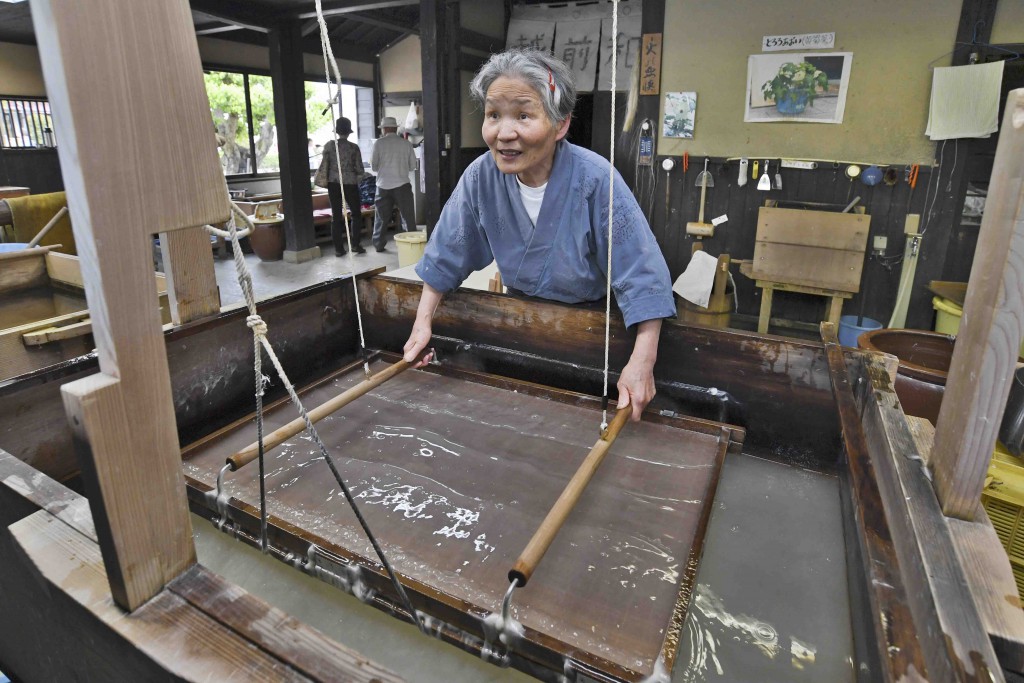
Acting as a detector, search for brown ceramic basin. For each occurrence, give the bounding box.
[858,328,955,423]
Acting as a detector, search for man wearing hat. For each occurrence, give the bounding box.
[370,116,418,252]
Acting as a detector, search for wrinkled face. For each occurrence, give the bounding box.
[482,76,570,186]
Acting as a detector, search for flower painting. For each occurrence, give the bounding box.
[745,52,853,124]
[663,92,697,138]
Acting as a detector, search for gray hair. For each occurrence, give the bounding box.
[469,49,577,125]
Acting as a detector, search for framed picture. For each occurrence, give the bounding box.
[663,92,696,138]
[745,52,853,124]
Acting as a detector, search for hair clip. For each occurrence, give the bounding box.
[547,68,556,99]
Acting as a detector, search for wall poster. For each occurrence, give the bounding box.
[745,52,853,124]
[663,92,696,138]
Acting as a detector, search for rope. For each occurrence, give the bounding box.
[601,0,620,432]
[204,201,426,635]
[315,0,370,378]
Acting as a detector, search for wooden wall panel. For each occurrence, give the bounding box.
[641,156,963,330]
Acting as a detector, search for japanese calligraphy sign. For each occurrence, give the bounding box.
[553,19,602,91]
[639,33,662,96]
[505,19,554,52]
[599,11,642,91]
[762,33,835,52]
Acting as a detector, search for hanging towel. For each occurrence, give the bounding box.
[672,250,718,309]
[926,61,1004,140]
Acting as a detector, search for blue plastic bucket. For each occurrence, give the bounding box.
[838,314,883,347]
[0,242,29,253]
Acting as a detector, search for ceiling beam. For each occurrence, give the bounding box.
[293,0,419,20]
[194,23,245,36]
[340,11,418,35]
[190,1,271,33]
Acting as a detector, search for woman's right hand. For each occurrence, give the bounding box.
[404,283,444,368]
[403,319,434,367]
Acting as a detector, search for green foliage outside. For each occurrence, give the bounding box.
[205,70,332,174]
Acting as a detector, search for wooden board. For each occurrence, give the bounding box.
[0,248,48,294]
[752,207,870,293]
[931,90,1024,520]
[182,359,731,682]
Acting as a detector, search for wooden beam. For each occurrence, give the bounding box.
[420,0,459,231]
[932,89,1024,520]
[190,1,271,33]
[158,227,221,325]
[294,0,419,20]
[343,11,418,35]
[270,21,317,261]
[908,415,1024,673]
[33,0,229,610]
[194,23,245,36]
[459,28,499,54]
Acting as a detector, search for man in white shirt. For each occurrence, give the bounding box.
[370,116,418,252]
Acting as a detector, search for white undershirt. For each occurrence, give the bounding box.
[516,176,547,227]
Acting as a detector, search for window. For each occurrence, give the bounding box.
[305,81,375,170]
[0,96,55,149]
[204,70,277,176]
[203,69,374,178]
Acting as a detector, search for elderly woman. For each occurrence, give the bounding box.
[403,50,675,421]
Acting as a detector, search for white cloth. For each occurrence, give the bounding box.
[516,176,547,226]
[672,250,718,308]
[926,61,1005,141]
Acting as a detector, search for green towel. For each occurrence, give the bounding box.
[8,191,75,255]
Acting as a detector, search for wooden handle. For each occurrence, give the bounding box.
[509,408,631,587]
[697,178,708,223]
[27,205,69,248]
[227,358,415,470]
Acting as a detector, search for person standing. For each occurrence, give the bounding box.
[320,117,365,255]
[369,116,418,252]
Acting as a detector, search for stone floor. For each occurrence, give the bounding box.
[213,239,401,307]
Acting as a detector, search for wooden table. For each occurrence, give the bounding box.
[744,206,870,334]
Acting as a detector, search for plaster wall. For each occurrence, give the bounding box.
[0,42,46,96]
[658,0,964,163]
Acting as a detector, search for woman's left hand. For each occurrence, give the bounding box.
[617,356,656,421]
[616,319,662,422]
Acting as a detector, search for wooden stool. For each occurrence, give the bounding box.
[756,280,852,334]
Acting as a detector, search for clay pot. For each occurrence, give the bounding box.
[858,328,954,423]
[249,219,284,261]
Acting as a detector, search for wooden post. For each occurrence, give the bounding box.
[932,89,1024,520]
[159,227,221,325]
[421,0,458,232]
[269,20,317,263]
[33,0,230,610]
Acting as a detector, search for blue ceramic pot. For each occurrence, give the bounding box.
[775,90,809,115]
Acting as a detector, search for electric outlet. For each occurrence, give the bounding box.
[873,236,888,251]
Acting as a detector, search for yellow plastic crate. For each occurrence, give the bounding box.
[982,447,1024,607]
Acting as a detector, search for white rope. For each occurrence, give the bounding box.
[315,0,370,377]
[204,199,426,633]
[601,0,620,432]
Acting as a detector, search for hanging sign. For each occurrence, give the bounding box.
[599,10,642,91]
[639,33,662,95]
[638,135,653,166]
[554,19,602,91]
[762,32,835,51]
[505,18,554,52]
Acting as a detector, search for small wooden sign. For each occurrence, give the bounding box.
[640,33,662,96]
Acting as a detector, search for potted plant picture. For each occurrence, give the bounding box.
[761,62,829,115]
